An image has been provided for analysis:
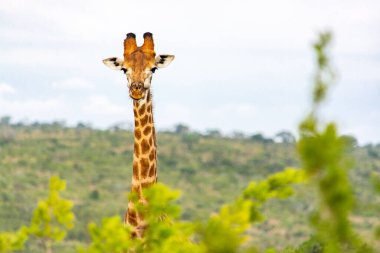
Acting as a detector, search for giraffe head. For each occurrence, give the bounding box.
[103,32,175,101]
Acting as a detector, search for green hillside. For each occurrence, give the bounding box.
[1,122,379,251]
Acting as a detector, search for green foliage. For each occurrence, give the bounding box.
[371,174,380,240]
[79,170,304,253]
[27,176,75,252]
[0,176,74,253]
[0,227,28,253]
[135,183,182,222]
[243,168,305,206]
[283,236,323,253]
[298,32,374,253]
[311,32,335,104]
[135,184,199,253]
[197,168,305,253]
[81,183,199,253]
[79,216,131,253]
[0,121,304,245]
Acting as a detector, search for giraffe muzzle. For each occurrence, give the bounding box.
[129,82,146,100]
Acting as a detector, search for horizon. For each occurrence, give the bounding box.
[2,116,378,146]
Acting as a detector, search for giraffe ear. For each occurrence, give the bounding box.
[103,57,124,71]
[155,55,175,68]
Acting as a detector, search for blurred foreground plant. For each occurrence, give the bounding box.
[28,176,75,253]
[198,168,305,253]
[371,174,380,240]
[0,176,74,253]
[297,32,374,253]
[81,168,305,253]
[0,227,28,253]
[81,183,198,253]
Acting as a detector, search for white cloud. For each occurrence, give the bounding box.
[156,103,193,127]
[0,82,16,95]
[0,94,131,128]
[52,78,95,91]
[0,96,66,120]
[209,104,257,119]
[82,95,125,115]
[0,48,88,69]
[156,102,258,132]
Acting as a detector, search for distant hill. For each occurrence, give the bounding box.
[1,123,379,251]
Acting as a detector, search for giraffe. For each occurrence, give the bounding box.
[103,32,174,237]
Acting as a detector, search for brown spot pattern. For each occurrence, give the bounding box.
[140,158,149,175]
[135,129,142,139]
[134,143,140,157]
[149,164,156,177]
[143,126,152,135]
[132,184,141,193]
[149,150,155,161]
[141,139,150,154]
[127,210,138,226]
[140,115,148,125]
[138,104,146,115]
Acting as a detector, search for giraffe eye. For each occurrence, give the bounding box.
[151,67,157,73]
[121,68,127,74]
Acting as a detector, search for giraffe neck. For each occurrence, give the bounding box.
[132,92,157,192]
[125,92,157,236]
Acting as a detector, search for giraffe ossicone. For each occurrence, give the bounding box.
[103,32,174,238]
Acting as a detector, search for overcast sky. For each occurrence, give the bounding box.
[0,0,379,144]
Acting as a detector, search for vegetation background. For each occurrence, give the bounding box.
[1,118,380,252]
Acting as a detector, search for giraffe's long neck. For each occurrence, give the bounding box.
[132,92,157,192]
[125,92,157,237]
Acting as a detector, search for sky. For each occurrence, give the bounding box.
[0,0,379,144]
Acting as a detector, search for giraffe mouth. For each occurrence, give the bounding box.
[129,90,146,101]
[129,84,147,101]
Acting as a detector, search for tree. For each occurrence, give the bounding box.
[174,124,190,134]
[76,122,91,129]
[231,131,246,139]
[0,116,11,126]
[275,131,296,144]
[205,129,222,138]
[340,135,358,148]
[250,133,274,143]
